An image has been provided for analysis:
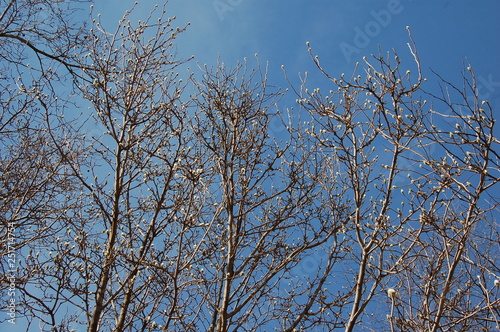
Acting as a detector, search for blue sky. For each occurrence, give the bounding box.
[93,0,500,117]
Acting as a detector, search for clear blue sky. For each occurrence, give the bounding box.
[93,0,500,117]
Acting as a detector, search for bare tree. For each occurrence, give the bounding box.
[293,31,500,331]
[5,2,198,331]
[388,64,500,332]
[187,59,345,332]
[0,0,90,245]
[1,1,90,324]
[0,0,89,75]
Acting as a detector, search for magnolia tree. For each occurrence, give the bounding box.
[1,1,499,331]
[0,0,90,319]
[0,0,87,236]
[188,60,347,331]
[18,3,197,331]
[0,0,88,72]
[292,32,500,331]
